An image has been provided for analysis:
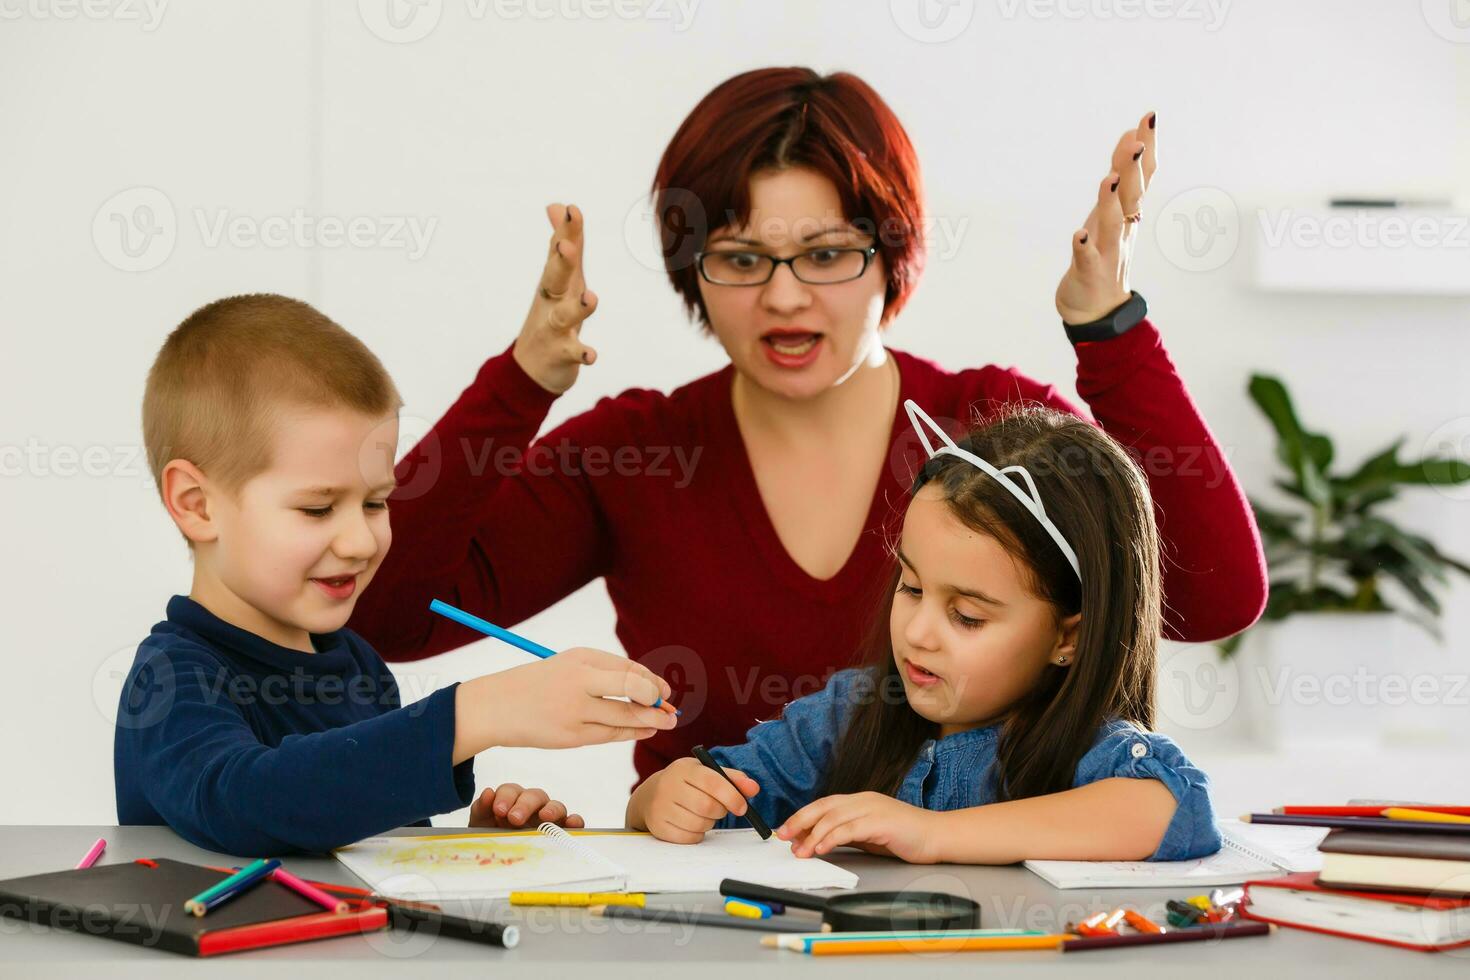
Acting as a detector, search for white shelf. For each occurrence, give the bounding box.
[1251,206,1470,295]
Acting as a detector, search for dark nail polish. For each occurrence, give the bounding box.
[1110,180,1119,192]
[1080,234,1088,245]
[1132,148,1143,161]
[565,207,572,224]
[1148,113,1157,129]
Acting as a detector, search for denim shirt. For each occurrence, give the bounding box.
[709,668,1221,861]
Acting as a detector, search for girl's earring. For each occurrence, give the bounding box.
[1055,656,1070,665]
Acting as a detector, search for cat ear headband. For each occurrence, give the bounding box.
[904,399,1082,582]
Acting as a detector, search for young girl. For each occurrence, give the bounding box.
[625,400,1223,864]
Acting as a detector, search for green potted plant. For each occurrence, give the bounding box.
[1215,374,1470,745]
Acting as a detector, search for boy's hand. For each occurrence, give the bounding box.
[469,783,586,830]
[454,647,676,761]
[777,792,941,864]
[627,757,760,844]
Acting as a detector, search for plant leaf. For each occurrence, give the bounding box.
[1251,500,1307,546]
[1332,439,1404,496]
[1249,375,1333,508]
[1373,553,1443,616]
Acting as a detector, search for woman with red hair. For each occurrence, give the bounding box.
[349,68,1265,786]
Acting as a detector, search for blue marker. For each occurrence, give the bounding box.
[429,599,678,714]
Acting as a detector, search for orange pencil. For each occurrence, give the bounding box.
[1276,805,1470,817]
[1122,909,1164,934]
[807,934,1073,956]
[1382,807,1470,825]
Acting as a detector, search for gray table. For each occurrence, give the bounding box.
[1,825,1462,977]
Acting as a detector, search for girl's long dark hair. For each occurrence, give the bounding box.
[820,405,1162,803]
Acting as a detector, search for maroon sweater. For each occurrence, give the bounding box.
[349,321,1266,782]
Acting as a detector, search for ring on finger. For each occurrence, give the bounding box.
[1122,210,1142,223]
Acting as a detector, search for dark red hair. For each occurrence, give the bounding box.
[651,67,926,328]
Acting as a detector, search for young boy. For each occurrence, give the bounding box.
[115,294,675,855]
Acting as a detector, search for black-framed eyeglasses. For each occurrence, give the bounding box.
[694,246,878,286]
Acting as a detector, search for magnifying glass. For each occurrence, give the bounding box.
[720,879,980,932]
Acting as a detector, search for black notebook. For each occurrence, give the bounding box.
[0,857,386,956]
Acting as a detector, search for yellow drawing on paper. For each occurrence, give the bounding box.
[367,839,541,874]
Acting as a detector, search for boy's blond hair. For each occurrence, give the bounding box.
[143,294,402,514]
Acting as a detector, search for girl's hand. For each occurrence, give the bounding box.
[468,783,586,829]
[626,757,761,844]
[512,203,600,394]
[1054,111,1158,325]
[777,792,942,864]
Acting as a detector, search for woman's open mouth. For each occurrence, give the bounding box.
[761,330,823,368]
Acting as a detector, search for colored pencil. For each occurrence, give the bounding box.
[1383,807,1470,825]
[808,934,1073,955]
[186,858,281,916]
[511,891,646,907]
[205,863,371,900]
[188,859,271,908]
[74,837,106,869]
[763,929,1045,951]
[1243,813,1470,835]
[1275,805,1470,817]
[271,866,349,913]
[430,598,557,657]
[429,598,678,715]
[1062,921,1272,951]
[590,904,811,933]
[1122,909,1164,934]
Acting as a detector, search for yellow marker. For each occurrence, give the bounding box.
[510,892,646,908]
[1185,895,1213,912]
[724,898,771,919]
[1383,807,1470,825]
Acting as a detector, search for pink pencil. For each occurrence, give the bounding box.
[75,837,106,869]
[271,867,349,914]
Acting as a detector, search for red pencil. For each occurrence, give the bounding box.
[1276,805,1470,817]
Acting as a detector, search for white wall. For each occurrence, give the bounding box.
[3,0,1469,828]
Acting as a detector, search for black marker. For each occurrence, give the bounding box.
[692,744,772,840]
[385,901,519,948]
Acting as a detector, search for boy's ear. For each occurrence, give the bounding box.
[1051,612,1082,667]
[160,459,219,544]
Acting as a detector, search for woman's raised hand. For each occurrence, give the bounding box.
[512,203,600,394]
[1054,111,1158,326]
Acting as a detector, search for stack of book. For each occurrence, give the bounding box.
[1240,804,1470,952]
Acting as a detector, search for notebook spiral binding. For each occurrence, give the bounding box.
[1223,834,1280,869]
[538,823,615,867]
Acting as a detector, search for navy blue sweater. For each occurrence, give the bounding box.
[114,595,475,855]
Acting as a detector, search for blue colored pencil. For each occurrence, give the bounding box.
[429,599,677,714]
[186,858,281,916]
[430,599,556,658]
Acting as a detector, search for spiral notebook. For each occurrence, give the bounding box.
[335,826,859,901]
[1024,818,1328,889]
